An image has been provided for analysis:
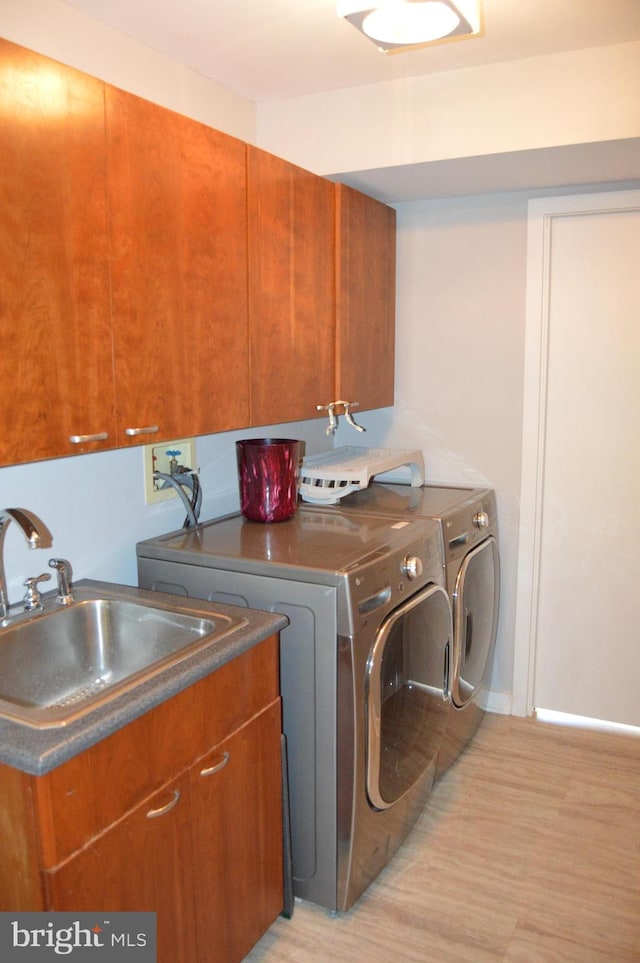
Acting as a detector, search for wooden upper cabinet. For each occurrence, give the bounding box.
[0,39,116,466]
[247,146,335,426]
[335,183,396,412]
[0,40,395,468]
[105,87,250,444]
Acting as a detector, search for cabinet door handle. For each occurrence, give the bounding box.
[200,751,230,777]
[125,425,159,437]
[69,432,109,444]
[146,789,180,818]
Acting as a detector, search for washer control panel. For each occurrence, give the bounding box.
[403,555,423,580]
[341,521,445,636]
[444,491,498,562]
[473,510,490,529]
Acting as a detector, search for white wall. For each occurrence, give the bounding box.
[0,422,331,604]
[0,0,256,141]
[255,35,640,710]
[333,191,528,708]
[257,41,640,177]
[334,180,638,709]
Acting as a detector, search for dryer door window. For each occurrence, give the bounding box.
[451,536,500,708]
[366,584,452,811]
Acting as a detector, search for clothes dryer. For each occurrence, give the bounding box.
[137,509,452,911]
[302,483,500,777]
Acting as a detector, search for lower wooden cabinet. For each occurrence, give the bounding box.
[190,701,284,963]
[45,771,199,962]
[0,636,284,963]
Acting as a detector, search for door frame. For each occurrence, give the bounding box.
[512,188,640,717]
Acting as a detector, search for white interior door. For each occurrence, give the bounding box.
[514,190,640,726]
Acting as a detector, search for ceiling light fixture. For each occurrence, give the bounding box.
[337,0,482,54]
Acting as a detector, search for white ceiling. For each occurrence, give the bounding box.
[61,0,640,103]
[58,0,640,201]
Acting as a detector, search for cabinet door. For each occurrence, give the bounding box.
[0,40,116,466]
[335,183,396,411]
[32,635,280,870]
[247,147,335,426]
[191,699,284,963]
[45,773,197,963]
[106,87,250,444]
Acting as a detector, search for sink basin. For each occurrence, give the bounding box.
[0,595,247,728]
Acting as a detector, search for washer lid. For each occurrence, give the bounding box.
[138,510,432,585]
[310,482,481,518]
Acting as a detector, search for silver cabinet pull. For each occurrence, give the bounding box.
[200,751,230,777]
[125,425,159,437]
[69,433,109,444]
[146,789,180,818]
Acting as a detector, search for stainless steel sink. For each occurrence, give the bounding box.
[0,594,247,728]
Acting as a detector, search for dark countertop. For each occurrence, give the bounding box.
[0,580,287,776]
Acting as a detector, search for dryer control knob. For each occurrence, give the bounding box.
[473,511,489,529]
[403,555,423,580]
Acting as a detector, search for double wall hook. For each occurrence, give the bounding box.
[317,402,338,436]
[316,401,366,436]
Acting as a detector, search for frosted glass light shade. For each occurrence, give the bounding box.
[337,0,482,53]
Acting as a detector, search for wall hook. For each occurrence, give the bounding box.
[316,401,366,435]
[316,403,338,435]
[343,402,366,433]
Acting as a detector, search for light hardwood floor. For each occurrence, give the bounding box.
[246,714,640,962]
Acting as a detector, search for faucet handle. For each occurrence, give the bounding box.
[23,572,52,611]
[48,558,74,605]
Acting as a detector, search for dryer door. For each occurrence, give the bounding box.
[451,536,500,708]
[366,584,452,811]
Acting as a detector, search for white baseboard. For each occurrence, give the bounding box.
[479,689,513,715]
[534,708,640,737]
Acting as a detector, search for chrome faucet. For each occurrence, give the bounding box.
[0,508,51,623]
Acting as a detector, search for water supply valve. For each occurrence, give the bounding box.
[165,449,182,475]
[143,438,197,505]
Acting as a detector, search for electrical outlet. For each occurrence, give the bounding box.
[143,438,197,505]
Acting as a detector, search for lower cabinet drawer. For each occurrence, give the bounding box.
[33,634,279,866]
[43,698,284,963]
[45,771,198,963]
